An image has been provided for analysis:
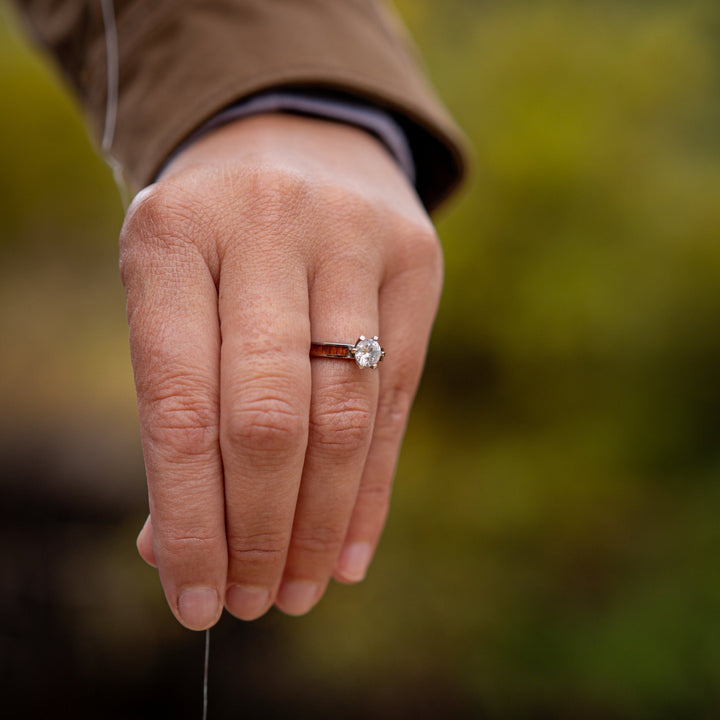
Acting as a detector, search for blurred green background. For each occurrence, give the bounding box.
[2,1,719,718]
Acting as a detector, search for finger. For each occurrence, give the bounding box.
[275,264,380,616]
[219,246,312,621]
[136,515,157,567]
[121,190,226,630]
[333,240,443,583]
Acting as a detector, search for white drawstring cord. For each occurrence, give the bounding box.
[99,0,129,209]
[202,628,211,720]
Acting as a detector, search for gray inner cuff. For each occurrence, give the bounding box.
[160,90,416,185]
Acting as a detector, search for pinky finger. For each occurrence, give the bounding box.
[333,260,441,584]
[331,409,405,584]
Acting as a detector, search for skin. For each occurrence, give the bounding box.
[121,113,443,629]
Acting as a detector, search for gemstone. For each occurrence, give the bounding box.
[354,336,383,368]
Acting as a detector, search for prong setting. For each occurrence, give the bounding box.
[353,336,384,369]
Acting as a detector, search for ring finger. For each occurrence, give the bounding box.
[275,260,380,615]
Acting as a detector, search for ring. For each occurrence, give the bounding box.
[310,335,385,369]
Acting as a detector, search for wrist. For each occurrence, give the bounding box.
[160,112,407,187]
[158,91,416,186]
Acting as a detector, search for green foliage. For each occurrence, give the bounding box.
[2,1,719,717]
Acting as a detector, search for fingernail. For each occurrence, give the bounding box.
[276,580,321,616]
[178,587,220,630]
[225,585,270,621]
[335,542,372,583]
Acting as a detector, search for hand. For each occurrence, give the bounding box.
[121,114,443,629]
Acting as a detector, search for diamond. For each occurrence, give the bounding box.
[353,336,383,369]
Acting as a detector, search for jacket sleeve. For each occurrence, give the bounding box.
[11,0,467,211]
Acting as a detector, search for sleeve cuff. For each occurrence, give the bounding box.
[161,90,416,186]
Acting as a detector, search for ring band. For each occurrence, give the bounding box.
[310,335,385,369]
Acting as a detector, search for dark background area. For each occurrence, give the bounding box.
[2,1,720,717]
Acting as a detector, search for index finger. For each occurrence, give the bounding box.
[121,190,227,631]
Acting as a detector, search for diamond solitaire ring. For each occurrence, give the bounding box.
[310,335,385,369]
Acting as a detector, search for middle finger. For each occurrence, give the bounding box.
[220,246,311,620]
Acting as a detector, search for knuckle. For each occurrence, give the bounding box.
[395,219,444,278]
[142,374,218,458]
[227,531,287,569]
[122,183,199,241]
[358,476,393,508]
[222,393,306,455]
[208,165,315,257]
[252,164,311,199]
[243,166,313,221]
[148,417,217,460]
[312,239,381,283]
[413,221,441,251]
[119,182,209,281]
[291,525,346,557]
[155,530,223,562]
[423,231,445,279]
[310,392,374,452]
[375,384,415,442]
[317,182,374,224]
[411,224,444,275]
